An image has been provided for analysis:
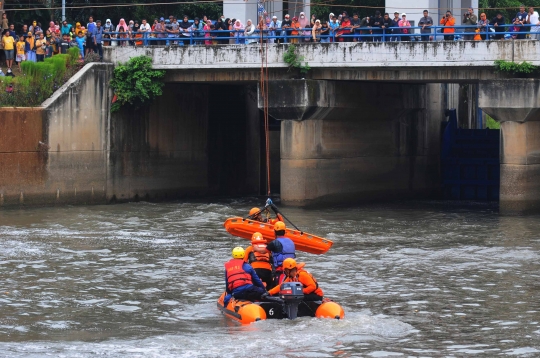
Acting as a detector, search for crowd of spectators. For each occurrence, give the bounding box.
[1,5,540,74]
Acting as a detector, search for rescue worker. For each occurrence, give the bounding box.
[224,247,266,306]
[265,221,295,286]
[268,258,324,301]
[248,207,283,225]
[244,232,275,289]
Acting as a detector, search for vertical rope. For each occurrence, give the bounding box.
[259,11,271,196]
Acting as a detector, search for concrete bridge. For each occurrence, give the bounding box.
[2,42,540,214]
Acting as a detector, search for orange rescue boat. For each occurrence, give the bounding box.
[223,217,333,255]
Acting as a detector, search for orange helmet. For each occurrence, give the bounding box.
[249,207,260,216]
[251,232,266,244]
[283,258,297,270]
[274,221,286,231]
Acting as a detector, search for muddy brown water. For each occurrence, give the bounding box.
[0,200,540,357]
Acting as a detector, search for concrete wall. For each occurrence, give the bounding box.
[479,79,540,214]
[0,108,47,206]
[103,41,540,70]
[0,63,113,207]
[107,84,210,202]
[268,80,442,206]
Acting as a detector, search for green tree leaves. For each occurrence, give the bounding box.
[109,56,165,113]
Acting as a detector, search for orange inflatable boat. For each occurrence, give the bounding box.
[217,282,345,324]
[224,217,333,255]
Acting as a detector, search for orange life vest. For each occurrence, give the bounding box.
[135,33,143,46]
[225,259,252,291]
[269,266,323,296]
[246,246,272,271]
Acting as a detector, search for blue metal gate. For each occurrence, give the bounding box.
[441,109,500,200]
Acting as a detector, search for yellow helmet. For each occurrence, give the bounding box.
[251,232,266,244]
[232,246,245,259]
[249,207,260,216]
[283,258,297,270]
[274,221,286,231]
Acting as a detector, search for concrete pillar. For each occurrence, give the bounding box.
[479,79,540,214]
[261,80,442,206]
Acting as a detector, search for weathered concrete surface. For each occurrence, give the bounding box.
[0,108,47,206]
[275,81,441,206]
[108,84,210,201]
[0,63,112,207]
[104,41,540,71]
[42,63,113,205]
[479,79,540,123]
[480,79,540,214]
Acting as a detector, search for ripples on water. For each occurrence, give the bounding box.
[1,200,540,357]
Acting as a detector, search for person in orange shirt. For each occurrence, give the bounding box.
[268,258,324,301]
[248,207,283,225]
[290,17,301,43]
[243,232,274,289]
[440,10,455,41]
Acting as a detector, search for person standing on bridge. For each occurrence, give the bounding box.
[440,10,456,41]
[398,13,411,42]
[527,7,540,40]
[418,10,434,41]
[491,12,506,40]
[462,7,478,41]
[514,5,528,40]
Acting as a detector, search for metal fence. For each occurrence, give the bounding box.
[97,23,540,46]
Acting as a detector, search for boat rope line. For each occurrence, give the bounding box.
[259,7,271,197]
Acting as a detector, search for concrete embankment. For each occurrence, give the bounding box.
[0,63,265,207]
[0,63,112,207]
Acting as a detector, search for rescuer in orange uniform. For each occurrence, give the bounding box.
[243,232,275,289]
[268,258,324,301]
[223,247,267,306]
[248,207,284,225]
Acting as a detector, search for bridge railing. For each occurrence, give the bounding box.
[99,24,540,46]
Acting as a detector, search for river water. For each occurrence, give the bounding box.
[1,199,540,357]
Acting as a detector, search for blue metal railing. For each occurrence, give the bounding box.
[95,23,540,46]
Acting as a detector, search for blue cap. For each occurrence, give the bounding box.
[160,17,164,21]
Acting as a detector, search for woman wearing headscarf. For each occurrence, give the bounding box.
[298,11,310,42]
[233,19,244,44]
[48,21,57,35]
[244,19,257,44]
[216,17,228,44]
[116,19,129,46]
[191,18,203,44]
[104,19,114,33]
[228,18,236,44]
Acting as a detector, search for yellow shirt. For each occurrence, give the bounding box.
[16,41,25,55]
[35,39,45,55]
[2,35,15,50]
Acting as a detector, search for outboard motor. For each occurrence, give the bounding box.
[279,282,304,319]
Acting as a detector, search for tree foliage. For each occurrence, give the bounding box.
[494,59,539,76]
[311,0,384,21]
[109,56,165,113]
[4,0,222,28]
[284,44,310,75]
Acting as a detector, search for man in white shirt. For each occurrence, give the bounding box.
[268,16,281,43]
[528,7,540,40]
[139,18,151,45]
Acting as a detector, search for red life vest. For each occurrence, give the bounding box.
[225,259,253,291]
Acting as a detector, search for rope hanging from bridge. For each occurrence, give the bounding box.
[259,2,271,197]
